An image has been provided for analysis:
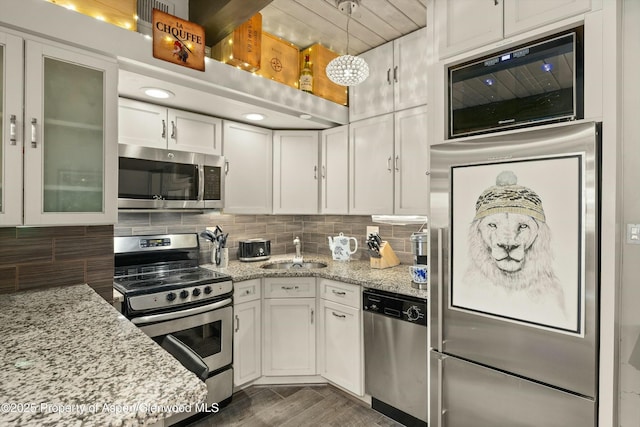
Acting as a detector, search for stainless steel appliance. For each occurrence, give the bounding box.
[363,289,427,427]
[118,144,224,210]
[449,27,583,138]
[113,233,233,424]
[237,238,271,262]
[429,122,600,426]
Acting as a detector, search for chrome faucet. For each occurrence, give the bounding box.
[293,236,303,263]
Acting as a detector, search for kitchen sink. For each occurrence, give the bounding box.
[261,261,328,270]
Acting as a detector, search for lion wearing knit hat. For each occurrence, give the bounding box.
[463,170,566,317]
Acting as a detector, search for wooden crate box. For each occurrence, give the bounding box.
[47,0,137,31]
[300,44,348,105]
[211,13,262,72]
[256,32,299,89]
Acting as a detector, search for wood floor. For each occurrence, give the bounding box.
[186,384,405,427]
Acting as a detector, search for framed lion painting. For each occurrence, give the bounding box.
[450,154,585,335]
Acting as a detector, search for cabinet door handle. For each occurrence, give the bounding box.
[10,115,17,145]
[331,290,346,296]
[314,165,318,179]
[30,118,38,148]
[387,156,392,171]
[393,66,398,83]
[281,285,299,290]
[395,155,400,171]
[224,161,230,175]
[161,119,166,138]
[332,312,346,318]
[387,68,391,85]
[311,308,314,324]
[235,314,240,332]
[322,165,326,179]
[170,121,176,139]
[493,0,499,5]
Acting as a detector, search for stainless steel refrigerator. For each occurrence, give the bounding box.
[429,122,600,427]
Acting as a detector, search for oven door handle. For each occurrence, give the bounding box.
[131,298,232,325]
[161,334,210,381]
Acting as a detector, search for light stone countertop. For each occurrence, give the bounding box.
[204,254,429,300]
[0,284,208,427]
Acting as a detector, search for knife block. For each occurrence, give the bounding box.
[370,242,401,269]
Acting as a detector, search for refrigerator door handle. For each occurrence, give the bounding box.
[431,227,445,352]
[430,351,447,427]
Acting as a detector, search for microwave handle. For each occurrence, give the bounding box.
[198,164,205,201]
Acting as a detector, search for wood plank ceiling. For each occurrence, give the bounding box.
[258,0,427,55]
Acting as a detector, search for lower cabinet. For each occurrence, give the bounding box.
[233,279,262,386]
[262,278,316,376]
[318,279,363,395]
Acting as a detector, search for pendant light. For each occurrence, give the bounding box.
[325,0,369,86]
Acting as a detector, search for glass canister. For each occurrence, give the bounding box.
[410,231,429,265]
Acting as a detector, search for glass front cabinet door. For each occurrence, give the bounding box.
[0,29,117,227]
[0,32,23,226]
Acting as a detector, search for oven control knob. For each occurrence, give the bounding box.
[192,288,201,297]
[179,290,189,299]
[204,286,212,294]
[166,292,176,302]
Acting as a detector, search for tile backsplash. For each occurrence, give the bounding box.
[115,212,425,265]
[0,226,114,301]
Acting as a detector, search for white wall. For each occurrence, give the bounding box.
[619,0,640,424]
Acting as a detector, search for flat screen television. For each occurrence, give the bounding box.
[448,27,584,138]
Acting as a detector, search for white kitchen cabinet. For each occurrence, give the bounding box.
[320,125,349,214]
[1,29,118,227]
[349,28,428,121]
[349,114,394,215]
[437,0,592,59]
[222,121,272,214]
[233,279,262,387]
[318,279,363,395]
[394,105,429,215]
[262,277,316,376]
[350,106,428,215]
[118,98,222,155]
[272,130,319,215]
[504,0,591,37]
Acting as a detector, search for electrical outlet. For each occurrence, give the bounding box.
[366,226,379,237]
[627,224,640,244]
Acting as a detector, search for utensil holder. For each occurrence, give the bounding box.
[370,242,400,269]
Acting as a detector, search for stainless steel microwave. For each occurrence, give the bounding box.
[449,27,584,138]
[118,144,224,210]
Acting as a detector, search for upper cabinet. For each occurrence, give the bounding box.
[272,131,319,215]
[1,29,117,227]
[320,125,349,215]
[118,98,222,155]
[437,0,592,59]
[349,28,428,121]
[222,121,272,214]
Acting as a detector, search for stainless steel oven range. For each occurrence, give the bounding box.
[113,233,233,424]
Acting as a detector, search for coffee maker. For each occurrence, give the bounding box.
[410,231,428,289]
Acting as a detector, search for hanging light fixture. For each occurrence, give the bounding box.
[326,0,369,86]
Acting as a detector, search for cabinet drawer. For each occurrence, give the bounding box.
[319,279,361,309]
[264,277,316,298]
[234,279,261,303]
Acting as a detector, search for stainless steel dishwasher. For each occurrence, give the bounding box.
[363,288,427,427]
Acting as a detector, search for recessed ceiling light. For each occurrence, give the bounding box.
[142,87,174,99]
[244,113,265,121]
[299,114,312,120]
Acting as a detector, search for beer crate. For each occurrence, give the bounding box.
[256,32,300,89]
[211,13,262,72]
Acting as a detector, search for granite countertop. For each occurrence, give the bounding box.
[0,284,208,427]
[204,254,429,299]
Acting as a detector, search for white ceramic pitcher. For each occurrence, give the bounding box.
[328,232,358,261]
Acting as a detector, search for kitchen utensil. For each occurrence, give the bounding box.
[328,232,358,261]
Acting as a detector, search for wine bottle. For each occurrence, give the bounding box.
[299,54,313,94]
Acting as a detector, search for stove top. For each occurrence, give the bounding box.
[113,233,233,315]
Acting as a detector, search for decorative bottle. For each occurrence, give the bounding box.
[299,54,313,94]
